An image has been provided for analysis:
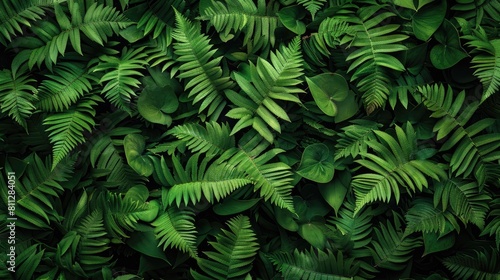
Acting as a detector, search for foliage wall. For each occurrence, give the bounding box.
[0,0,500,279]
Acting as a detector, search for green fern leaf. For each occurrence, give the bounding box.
[297,0,327,19]
[405,198,460,235]
[418,84,500,185]
[36,62,96,112]
[309,17,352,57]
[226,37,304,143]
[342,5,408,113]
[434,178,490,229]
[191,215,259,279]
[0,69,36,130]
[173,10,233,117]
[268,248,358,279]
[219,132,295,213]
[12,1,130,70]
[334,119,381,160]
[481,198,500,249]
[3,153,71,230]
[56,210,112,276]
[44,94,101,169]
[152,206,198,257]
[93,46,148,114]
[167,122,234,156]
[155,153,252,207]
[352,123,447,213]
[200,0,280,47]
[89,125,145,188]
[442,248,500,280]
[0,0,51,45]
[13,244,44,280]
[464,27,500,102]
[329,198,374,258]
[370,216,422,271]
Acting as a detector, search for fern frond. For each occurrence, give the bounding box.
[15,244,44,280]
[308,17,352,57]
[44,94,101,169]
[442,247,500,280]
[342,5,408,113]
[297,0,327,19]
[152,206,198,257]
[36,62,96,112]
[0,0,51,45]
[93,46,148,114]
[268,248,358,279]
[370,216,422,271]
[56,210,112,276]
[199,0,280,47]
[173,10,233,117]
[128,0,185,46]
[7,153,71,230]
[226,37,304,143]
[155,153,252,207]
[167,122,234,156]
[434,178,490,229]
[418,84,500,185]
[328,198,374,257]
[89,125,145,189]
[191,215,259,279]
[334,119,381,160]
[481,198,500,249]
[95,189,148,238]
[352,123,447,213]
[219,132,295,213]
[0,68,36,130]
[405,198,460,235]
[463,27,500,102]
[13,1,130,70]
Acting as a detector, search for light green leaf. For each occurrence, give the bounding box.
[412,0,446,41]
[297,143,335,183]
[124,134,154,177]
[138,85,178,126]
[306,73,349,117]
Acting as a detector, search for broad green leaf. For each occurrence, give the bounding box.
[213,198,261,216]
[138,85,178,126]
[430,20,467,69]
[412,0,446,41]
[133,200,160,222]
[297,143,335,183]
[306,73,349,117]
[393,0,416,10]
[334,90,358,123]
[276,206,299,232]
[423,231,455,256]
[127,228,170,264]
[298,222,326,249]
[319,171,350,215]
[124,134,154,177]
[277,5,306,35]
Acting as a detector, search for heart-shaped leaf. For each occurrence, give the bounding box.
[319,171,351,215]
[412,0,446,41]
[277,5,306,35]
[138,85,178,126]
[298,222,326,249]
[124,134,154,177]
[430,20,467,69]
[306,73,349,117]
[297,143,335,183]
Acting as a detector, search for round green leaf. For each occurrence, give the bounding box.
[124,134,154,177]
[298,223,326,249]
[138,85,178,125]
[430,20,467,69]
[297,143,335,183]
[306,73,349,117]
[333,90,359,123]
[275,206,299,232]
[277,5,306,35]
[412,0,446,41]
[318,171,350,215]
[133,200,160,223]
[423,231,455,256]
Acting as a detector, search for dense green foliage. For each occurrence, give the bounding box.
[0,0,499,279]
